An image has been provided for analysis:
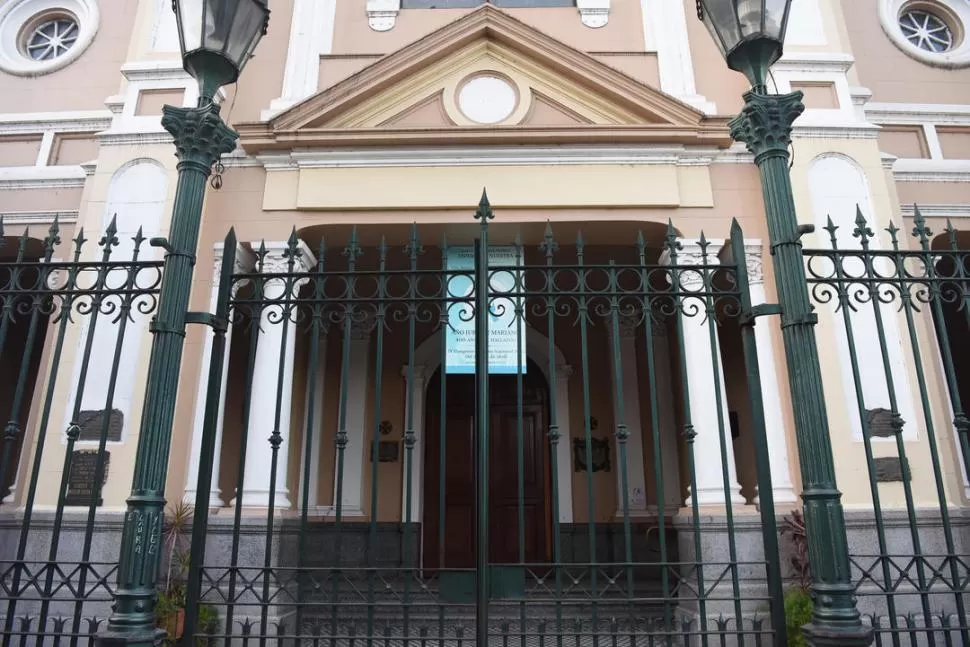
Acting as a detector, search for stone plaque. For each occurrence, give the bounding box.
[76,409,124,443]
[867,408,899,438]
[64,450,110,506]
[370,440,399,463]
[874,457,909,483]
[573,437,611,473]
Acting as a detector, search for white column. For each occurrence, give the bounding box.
[183,242,256,507]
[401,365,428,524]
[642,0,717,113]
[670,240,743,505]
[237,240,316,509]
[298,326,329,510]
[553,365,575,523]
[333,316,375,516]
[265,0,337,117]
[650,323,682,510]
[608,315,648,517]
[742,243,798,505]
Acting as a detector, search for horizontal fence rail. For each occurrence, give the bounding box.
[803,207,970,647]
[0,217,163,646]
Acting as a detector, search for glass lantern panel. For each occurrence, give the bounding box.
[225,1,266,69]
[698,0,744,55]
[735,0,764,38]
[176,0,204,52]
[201,0,233,53]
[764,0,791,40]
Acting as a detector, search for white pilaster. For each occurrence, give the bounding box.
[333,316,375,516]
[643,0,716,114]
[183,242,256,507]
[553,364,575,523]
[669,239,743,506]
[265,0,337,118]
[650,323,682,510]
[608,315,648,517]
[743,243,798,505]
[236,240,316,509]
[298,326,329,510]
[401,365,428,524]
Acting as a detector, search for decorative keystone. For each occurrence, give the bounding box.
[728,91,805,160]
[366,0,400,31]
[577,0,610,27]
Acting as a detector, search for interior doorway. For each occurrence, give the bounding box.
[422,361,552,569]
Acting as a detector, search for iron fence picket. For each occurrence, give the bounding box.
[804,205,970,645]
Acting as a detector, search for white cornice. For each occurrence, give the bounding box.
[0,166,86,190]
[0,210,79,225]
[792,124,881,140]
[250,145,748,170]
[864,102,970,126]
[774,52,855,74]
[900,204,970,218]
[891,159,970,182]
[97,131,174,147]
[0,110,112,135]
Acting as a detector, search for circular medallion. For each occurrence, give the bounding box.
[457,75,517,125]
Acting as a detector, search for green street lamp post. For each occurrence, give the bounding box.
[99,1,269,645]
[694,1,874,646]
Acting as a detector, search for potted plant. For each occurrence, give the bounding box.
[156,501,193,641]
[781,509,814,647]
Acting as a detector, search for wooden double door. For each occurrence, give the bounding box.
[423,365,551,569]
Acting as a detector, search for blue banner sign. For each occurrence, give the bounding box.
[444,245,526,374]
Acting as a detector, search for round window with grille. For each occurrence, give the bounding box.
[20,13,79,61]
[0,0,98,76]
[899,8,955,52]
[880,0,970,67]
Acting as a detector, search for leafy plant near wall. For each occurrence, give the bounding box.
[156,501,219,645]
[781,509,814,647]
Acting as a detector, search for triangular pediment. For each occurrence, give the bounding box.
[237,5,732,151]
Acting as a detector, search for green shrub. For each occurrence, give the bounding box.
[784,587,814,647]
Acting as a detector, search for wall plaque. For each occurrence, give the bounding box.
[874,457,909,483]
[572,437,611,473]
[866,408,899,438]
[64,450,110,506]
[76,409,124,443]
[370,440,400,463]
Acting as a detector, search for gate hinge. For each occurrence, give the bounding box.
[740,304,781,326]
[185,311,228,333]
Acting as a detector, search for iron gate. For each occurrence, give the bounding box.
[180,197,786,647]
[0,201,968,647]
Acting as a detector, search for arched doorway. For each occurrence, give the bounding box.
[422,360,551,570]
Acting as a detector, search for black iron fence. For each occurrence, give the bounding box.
[0,204,967,647]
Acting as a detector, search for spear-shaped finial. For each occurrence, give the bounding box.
[823,215,839,248]
[912,204,932,250]
[886,221,901,250]
[698,231,710,262]
[344,226,362,266]
[852,206,873,249]
[99,215,119,257]
[71,227,87,261]
[539,221,557,259]
[405,222,422,261]
[946,218,958,250]
[664,219,681,255]
[42,215,61,261]
[255,240,268,272]
[474,188,494,225]
[131,226,146,260]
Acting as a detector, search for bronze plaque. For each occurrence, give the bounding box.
[76,409,124,443]
[64,450,110,506]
